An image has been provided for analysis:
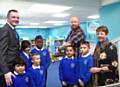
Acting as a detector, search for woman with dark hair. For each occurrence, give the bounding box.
[20,40,32,71]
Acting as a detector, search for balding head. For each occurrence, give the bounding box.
[70,16,80,31]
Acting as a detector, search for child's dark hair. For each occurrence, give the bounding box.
[80,41,90,48]
[35,35,43,41]
[14,56,26,66]
[20,40,31,52]
[65,45,75,51]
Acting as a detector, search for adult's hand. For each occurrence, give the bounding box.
[90,67,102,73]
[4,72,15,86]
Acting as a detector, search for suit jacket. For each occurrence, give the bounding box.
[0,23,20,74]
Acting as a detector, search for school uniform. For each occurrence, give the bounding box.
[78,52,94,86]
[59,56,79,87]
[29,65,45,87]
[20,51,32,71]
[6,71,35,87]
[31,47,50,87]
[31,47,50,70]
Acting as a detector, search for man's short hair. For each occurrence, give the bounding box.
[7,9,18,18]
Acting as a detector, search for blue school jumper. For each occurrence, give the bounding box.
[6,71,35,87]
[59,56,79,85]
[31,47,50,70]
[78,52,94,85]
[29,65,45,87]
[20,51,32,71]
[31,47,50,87]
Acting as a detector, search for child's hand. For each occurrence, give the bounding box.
[78,79,84,87]
[62,81,67,86]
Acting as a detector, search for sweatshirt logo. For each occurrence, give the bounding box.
[43,51,47,56]
[40,70,43,75]
[25,77,29,83]
[70,63,75,68]
[84,59,87,65]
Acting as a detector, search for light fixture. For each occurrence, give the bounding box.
[29,23,40,26]
[53,23,63,26]
[52,13,70,18]
[16,26,47,28]
[45,20,66,24]
[87,14,100,19]
[29,3,72,13]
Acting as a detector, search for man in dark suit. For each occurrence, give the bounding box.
[0,9,20,87]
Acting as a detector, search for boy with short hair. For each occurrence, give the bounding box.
[59,45,78,87]
[78,41,94,87]
[6,56,34,87]
[29,53,45,87]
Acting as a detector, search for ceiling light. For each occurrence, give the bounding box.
[29,3,72,13]
[54,23,64,26]
[30,23,40,25]
[45,20,66,24]
[87,14,100,19]
[16,26,47,28]
[52,13,70,18]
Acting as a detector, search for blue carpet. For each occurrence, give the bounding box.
[47,61,61,87]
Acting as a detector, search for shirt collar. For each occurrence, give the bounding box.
[14,71,26,75]
[65,56,74,59]
[23,51,29,58]
[35,47,44,51]
[81,52,91,57]
[7,22,15,30]
[32,65,40,69]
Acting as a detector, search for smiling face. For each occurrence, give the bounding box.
[35,39,43,49]
[24,47,31,54]
[15,64,25,74]
[70,16,79,31]
[7,11,19,27]
[32,55,41,66]
[97,31,107,42]
[96,26,109,42]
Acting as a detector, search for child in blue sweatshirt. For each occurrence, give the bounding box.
[20,40,32,71]
[6,56,34,87]
[59,45,79,87]
[78,41,94,87]
[29,53,45,87]
[31,35,50,87]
